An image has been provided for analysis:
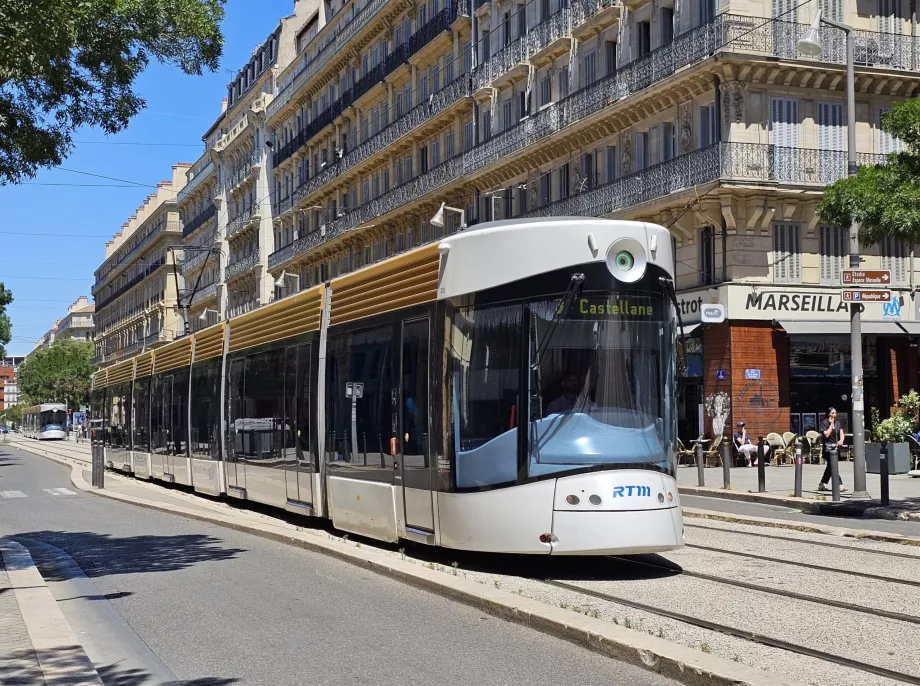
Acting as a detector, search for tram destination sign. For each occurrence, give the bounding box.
[840,289,892,303]
[840,269,891,286]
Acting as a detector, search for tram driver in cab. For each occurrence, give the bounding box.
[545,371,596,415]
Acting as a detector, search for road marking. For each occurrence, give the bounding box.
[0,490,28,498]
[42,488,77,497]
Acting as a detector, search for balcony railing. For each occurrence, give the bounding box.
[94,217,180,287]
[268,242,297,269]
[227,206,254,237]
[287,74,470,214]
[474,9,570,91]
[96,258,165,312]
[225,249,261,280]
[218,149,261,195]
[267,0,392,120]
[571,0,617,26]
[190,282,218,306]
[182,204,216,237]
[177,160,215,203]
[183,246,217,272]
[520,143,887,219]
[408,6,457,56]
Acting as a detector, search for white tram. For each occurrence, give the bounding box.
[22,403,68,440]
[91,218,683,554]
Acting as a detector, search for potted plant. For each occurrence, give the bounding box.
[866,391,918,474]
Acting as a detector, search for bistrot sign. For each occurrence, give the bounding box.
[840,269,891,286]
[841,289,892,303]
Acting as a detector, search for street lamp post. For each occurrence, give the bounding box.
[798,11,869,497]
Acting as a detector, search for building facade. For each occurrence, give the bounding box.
[93,165,190,366]
[0,357,23,411]
[93,0,920,442]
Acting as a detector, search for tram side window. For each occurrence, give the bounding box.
[228,359,245,460]
[448,304,522,488]
[326,325,394,467]
[171,368,190,457]
[190,359,221,460]
[108,382,131,449]
[288,344,313,470]
[150,375,167,455]
[91,389,106,446]
[133,377,150,453]
[242,349,285,462]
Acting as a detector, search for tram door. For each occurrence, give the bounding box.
[284,344,313,506]
[398,317,434,534]
[226,358,245,492]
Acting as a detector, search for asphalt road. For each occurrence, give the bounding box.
[0,444,677,686]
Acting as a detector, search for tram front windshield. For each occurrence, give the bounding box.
[40,409,66,431]
[451,288,676,488]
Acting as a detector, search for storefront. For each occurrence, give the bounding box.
[676,284,920,442]
[676,290,718,444]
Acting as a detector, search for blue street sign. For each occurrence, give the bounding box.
[717,369,726,380]
[745,369,761,380]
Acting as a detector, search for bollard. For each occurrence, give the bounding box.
[757,437,766,493]
[721,437,732,489]
[794,437,804,498]
[829,447,840,502]
[696,441,705,487]
[880,441,890,507]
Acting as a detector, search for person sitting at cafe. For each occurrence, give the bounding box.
[733,421,769,466]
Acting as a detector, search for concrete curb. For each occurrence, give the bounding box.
[0,540,103,686]
[683,507,920,545]
[680,484,920,521]
[12,440,805,686]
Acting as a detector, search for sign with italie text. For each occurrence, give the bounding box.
[841,270,891,286]
[841,289,892,303]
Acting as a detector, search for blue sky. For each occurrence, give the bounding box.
[1,0,292,356]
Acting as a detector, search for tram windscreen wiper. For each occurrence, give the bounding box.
[531,273,585,372]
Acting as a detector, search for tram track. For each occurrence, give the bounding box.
[685,521,920,560]
[541,577,920,686]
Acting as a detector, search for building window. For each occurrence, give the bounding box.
[660,121,676,162]
[819,225,847,285]
[700,226,716,286]
[699,104,716,148]
[464,120,474,150]
[661,7,674,45]
[881,235,908,285]
[539,173,551,207]
[878,107,903,154]
[582,50,597,87]
[636,21,651,58]
[557,65,569,99]
[772,222,802,284]
[606,144,618,181]
[539,76,551,106]
[635,131,649,170]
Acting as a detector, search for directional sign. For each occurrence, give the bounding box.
[841,269,891,286]
[841,289,892,302]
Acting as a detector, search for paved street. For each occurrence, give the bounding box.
[0,444,677,686]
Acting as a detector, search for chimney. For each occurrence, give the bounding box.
[222,97,228,114]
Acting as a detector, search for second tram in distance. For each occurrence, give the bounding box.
[22,403,68,440]
[91,218,683,555]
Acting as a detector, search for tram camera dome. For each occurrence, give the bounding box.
[605,237,647,283]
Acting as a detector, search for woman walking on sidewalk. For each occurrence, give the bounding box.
[818,407,848,492]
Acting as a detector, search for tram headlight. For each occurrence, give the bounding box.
[565,494,581,506]
[605,237,647,283]
[588,494,603,506]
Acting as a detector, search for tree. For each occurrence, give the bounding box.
[818,96,920,245]
[0,0,226,185]
[18,340,95,408]
[0,403,23,427]
[0,283,11,357]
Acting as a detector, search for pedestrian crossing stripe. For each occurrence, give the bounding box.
[0,491,27,498]
[42,488,77,497]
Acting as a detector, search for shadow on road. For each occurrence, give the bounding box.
[0,648,238,686]
[10,531,245,582]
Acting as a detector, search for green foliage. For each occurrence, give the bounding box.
[871,390,920,443]
[0,403,23,426]
[817,95,920,245]
[0,0,226,185]
[0,282,11,357]
[17,340,95,407]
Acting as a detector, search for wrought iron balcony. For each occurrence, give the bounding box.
[182,204,216,237]
[225,249,261,280]
[183,246,217,273]
[177,160,215,204]
[218,149,261,195]
[95,257,166,311]
[268,242,297,269]
[408,6,456,57]
[190,282,218,306]
[291,74,470,210]
[228,206,255,238]
[353,62,385,103]
[571,0,618,25]
[267,0,391,120]
[519,143,888,220]
[473,9,570,91]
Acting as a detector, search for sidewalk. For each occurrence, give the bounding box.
[0,540,102,686]
[677,462,920,520]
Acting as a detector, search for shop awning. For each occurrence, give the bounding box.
[778,321,851,335]
[897,322,920,335]
[679,323,701,335]
[862,322,906,335]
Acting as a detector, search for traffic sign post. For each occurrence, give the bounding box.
[841,289,892,303]
[840,269,891,286]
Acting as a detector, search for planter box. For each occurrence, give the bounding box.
[865,442,912,474]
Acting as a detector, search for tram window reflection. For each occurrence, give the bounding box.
[449,304,522,488]
[133,377,150,453]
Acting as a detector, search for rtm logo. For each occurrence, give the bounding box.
[612,485,652,497]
